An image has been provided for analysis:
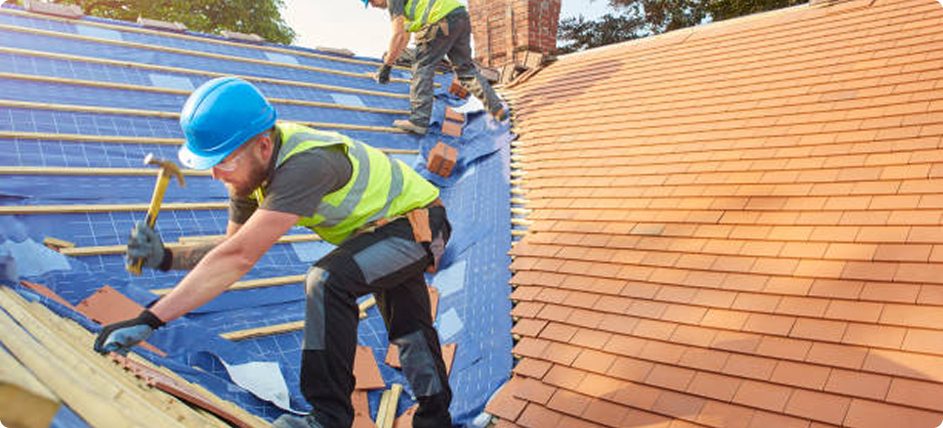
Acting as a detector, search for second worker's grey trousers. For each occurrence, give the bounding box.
[408,8,503,128]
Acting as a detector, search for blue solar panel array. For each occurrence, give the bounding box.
[0,4,513,427]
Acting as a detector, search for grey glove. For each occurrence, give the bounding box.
[375,63,392,84]
[127,221,168,270]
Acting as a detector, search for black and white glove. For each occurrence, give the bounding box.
[93,309,165,355]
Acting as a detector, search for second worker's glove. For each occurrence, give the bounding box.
[93,309,165,355]
[375,63,392,85]
[127,221,169,270]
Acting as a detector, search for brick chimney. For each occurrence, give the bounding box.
[467,0,562,70]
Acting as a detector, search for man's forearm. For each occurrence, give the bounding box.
[168,240,221,270]
[383,24,410,65]
[147,209,300,323]
[387,34,409,64]
[150,241,255,322]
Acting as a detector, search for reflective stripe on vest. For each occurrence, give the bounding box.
[254,123,438,244]
[403,0,462,32]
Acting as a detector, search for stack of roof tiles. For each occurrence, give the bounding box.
[493,0,943,426]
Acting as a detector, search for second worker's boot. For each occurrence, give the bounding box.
[393,119,428,135]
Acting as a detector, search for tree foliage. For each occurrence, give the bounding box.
[557,12,644,54]
[35,0,295,44]
[558,0,807,53]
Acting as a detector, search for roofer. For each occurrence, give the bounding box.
[93,76,454,428]
[365,0,507,135]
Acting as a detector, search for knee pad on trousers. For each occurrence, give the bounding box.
[303,266,330,350]
[394,331,442,397]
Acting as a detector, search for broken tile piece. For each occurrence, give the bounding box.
[428,285,439,320]
[77,285,146,325]
[393,405,417,428]
[75,285,166,357]
[384,343,456,375]
[354,345,385,390]
[351,390,375,428]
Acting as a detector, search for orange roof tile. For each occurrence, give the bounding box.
[499,0,943,425]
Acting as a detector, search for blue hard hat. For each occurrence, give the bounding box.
[361,0,369,7]
[178,76,277,170]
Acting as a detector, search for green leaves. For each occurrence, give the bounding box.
[50,0,296,44]
[558,0,807,53]
[557,13,644,54]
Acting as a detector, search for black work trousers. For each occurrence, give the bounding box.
[300,206,453,428]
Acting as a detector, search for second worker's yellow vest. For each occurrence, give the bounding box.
[252,122,439,244]
[403,0,462,32]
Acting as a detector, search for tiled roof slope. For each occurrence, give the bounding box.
[494,0,943,426]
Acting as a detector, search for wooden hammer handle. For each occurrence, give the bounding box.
[127,171,173,275]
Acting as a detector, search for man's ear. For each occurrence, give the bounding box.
[258,133,275,160]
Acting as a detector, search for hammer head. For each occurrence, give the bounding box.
[144,153,186,187]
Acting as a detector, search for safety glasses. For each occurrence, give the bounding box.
[213,145,251,172]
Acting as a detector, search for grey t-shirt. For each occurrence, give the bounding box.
[389,0,405,18]
[228,145,352,224]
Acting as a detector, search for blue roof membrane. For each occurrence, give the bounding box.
[0,9,437,95]
[0,4,513,427]
[0,51,411,110]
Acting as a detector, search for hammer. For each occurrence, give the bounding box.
[127,153,186,275]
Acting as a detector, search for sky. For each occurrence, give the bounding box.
[280,0,614,59]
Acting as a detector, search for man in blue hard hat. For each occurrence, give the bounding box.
[365,0,507,135]
[93,76,454,428]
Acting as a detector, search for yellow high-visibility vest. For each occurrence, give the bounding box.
[252,122,439,244]
[403,0,463,32]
